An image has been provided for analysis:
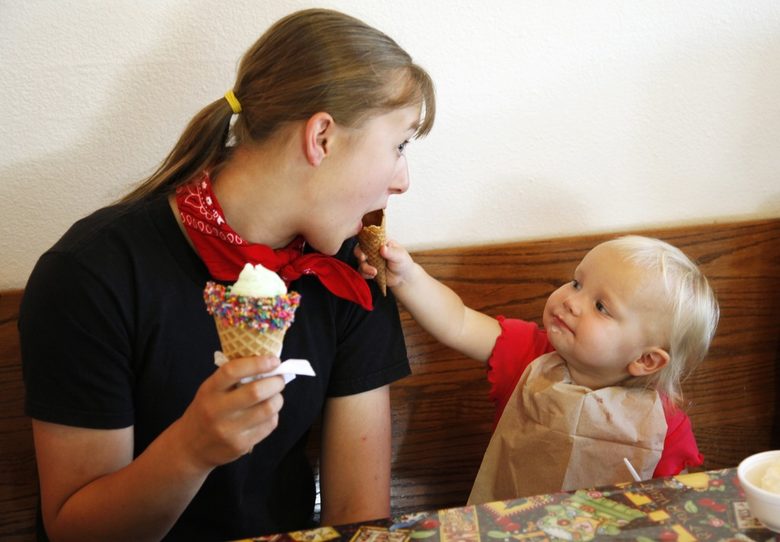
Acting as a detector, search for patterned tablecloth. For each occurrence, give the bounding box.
[240,468,779,542]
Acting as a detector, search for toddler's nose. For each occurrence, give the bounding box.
[563,296,581,316]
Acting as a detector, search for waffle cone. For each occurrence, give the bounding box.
[358,210,387,295]
[214,317,287,359]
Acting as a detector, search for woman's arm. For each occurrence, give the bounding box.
[34,421,205,542]
[34,355,285,542]
[318,386,392,526]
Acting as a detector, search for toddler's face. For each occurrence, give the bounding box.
[542,243,666,389]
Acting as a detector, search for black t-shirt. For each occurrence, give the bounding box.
[20,194,410,541]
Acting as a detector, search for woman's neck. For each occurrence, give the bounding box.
[212,144,302,248]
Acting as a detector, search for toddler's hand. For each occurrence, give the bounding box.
[355,244,377,279]
[355,239,415,289]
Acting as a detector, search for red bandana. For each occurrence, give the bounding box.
[176,173,373,311]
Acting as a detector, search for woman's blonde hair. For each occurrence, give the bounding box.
[121,8,435,202]
[606,235,719,406]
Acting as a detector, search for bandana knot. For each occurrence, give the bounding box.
[176,173,373,311]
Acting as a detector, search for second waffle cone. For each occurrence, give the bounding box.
[358,210,387,295]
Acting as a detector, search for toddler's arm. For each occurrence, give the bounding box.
[357,240,500,362]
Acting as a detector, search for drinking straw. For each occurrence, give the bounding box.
[623,457,642,482]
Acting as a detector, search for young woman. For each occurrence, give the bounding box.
[20,9,435,541]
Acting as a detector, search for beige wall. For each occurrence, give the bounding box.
[2,0,779,289]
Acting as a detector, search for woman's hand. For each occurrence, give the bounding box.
[175,354,286,471]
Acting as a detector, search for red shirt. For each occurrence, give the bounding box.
[486,317,704,477]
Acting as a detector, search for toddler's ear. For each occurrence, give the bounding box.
[627,348,670,377]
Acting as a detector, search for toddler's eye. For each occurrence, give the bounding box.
[571,280,581,290]
[596,301,610,315]
[397,140,410,155]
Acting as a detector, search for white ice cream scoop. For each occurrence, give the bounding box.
[230,263,287,297]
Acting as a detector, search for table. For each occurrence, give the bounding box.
[239,468,778,542]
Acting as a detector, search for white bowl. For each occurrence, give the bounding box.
[737,450,780,533]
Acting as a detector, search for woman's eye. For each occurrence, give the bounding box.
[397,140,410,155]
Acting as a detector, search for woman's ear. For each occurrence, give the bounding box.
[627,348,670,377]
[303,112,335,166]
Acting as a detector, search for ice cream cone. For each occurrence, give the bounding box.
[214,317,286,358]
[204,272,301,361]
[358,210,387,295]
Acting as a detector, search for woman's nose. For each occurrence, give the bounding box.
[390,157,410,195]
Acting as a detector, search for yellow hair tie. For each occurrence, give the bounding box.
[224,89,242,114]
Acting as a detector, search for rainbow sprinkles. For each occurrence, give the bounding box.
[204,282,301,332]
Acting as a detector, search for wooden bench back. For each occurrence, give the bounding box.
[2,218,779,537]
[1,290,37,540]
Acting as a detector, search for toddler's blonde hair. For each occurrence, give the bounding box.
[605,235,719,406]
